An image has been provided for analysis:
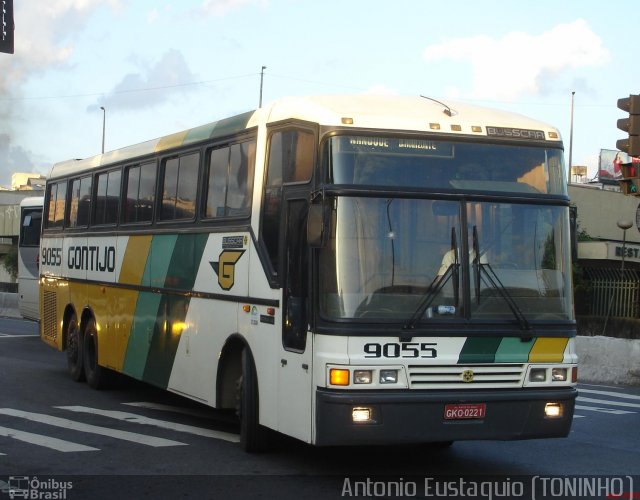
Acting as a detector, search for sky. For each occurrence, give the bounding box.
[0,0,637,188]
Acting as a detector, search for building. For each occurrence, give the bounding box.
[11,173,47,191]
[570,183,640,321]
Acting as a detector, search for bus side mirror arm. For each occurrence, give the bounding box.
[307,203,325,247]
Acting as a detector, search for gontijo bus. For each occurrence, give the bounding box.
[40,95,577,450]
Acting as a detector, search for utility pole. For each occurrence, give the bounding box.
[100,106,106,154]
[568,91,575,184]
[259,66,266,108]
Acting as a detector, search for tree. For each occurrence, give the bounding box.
[2,246,18,281]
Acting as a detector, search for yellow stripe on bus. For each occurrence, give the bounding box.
[155,130,189,152]
[119,235,152,285]
[528,337,569,363]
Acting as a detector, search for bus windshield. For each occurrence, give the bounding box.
[327,136,566,195]
[319,137,573,325]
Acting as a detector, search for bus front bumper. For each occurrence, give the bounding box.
[314,387,577,446]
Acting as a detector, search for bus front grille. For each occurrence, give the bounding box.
[408,363,525,389]
[42,290,57,341]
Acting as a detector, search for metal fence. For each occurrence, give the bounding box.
[583,267,640,318]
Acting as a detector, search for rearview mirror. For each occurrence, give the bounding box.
[307,204,325,247]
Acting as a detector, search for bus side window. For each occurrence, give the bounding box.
[204,139,256,219]
[124,162,156,224]
[45,180,67,229]
[67,175,92,228]
[261,128,314,279]
[283,199,309,351]
[160,152,199,221]
[94,169,121,225]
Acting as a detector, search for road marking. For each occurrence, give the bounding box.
[57,406,239,443]
[0,334,40,338]
[0,409,186,447]
[576,397,640,409]
[572,414,586,418]
[0,425,98,452]
[123,401,217,420]
[579,388,640,401]
[578,383,626,390]
[575,405,635,415]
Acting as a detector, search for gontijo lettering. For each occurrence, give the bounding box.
[68,245,116,272]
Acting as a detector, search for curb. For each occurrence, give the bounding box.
[577,336,640,386]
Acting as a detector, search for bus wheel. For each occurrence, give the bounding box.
[237,348,269,452]
[83,318,109,390]
[66,313,85,382]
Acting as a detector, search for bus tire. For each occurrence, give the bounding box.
[66,312,85,382]
[83,318,109,390]
[237,347,269,452]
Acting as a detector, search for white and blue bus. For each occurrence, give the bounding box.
[18,196,43,321]
[40,95,577,450]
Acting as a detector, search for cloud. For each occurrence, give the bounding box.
[200,0,267,17]
[423,19,609,101]
[0,1,122,185]
[0,134,37,187]
[94,49,198,111]
[0,0,122,95]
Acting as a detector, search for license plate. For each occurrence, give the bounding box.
[444,403,486,420]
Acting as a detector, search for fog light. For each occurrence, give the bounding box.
[330,369,350,386]
[352,407,372,423]
[530,368,547,382]
[354,370,372,384]
[380,369,398,384]
[545,402,563,418]
[552,368,567,382]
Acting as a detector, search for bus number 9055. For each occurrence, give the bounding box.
[364,342,437,359]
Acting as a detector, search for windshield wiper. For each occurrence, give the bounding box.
[473,228,531,331]
[403,227,458,331]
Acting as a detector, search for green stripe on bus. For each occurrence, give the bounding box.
[494,337,535,363]
[178,111,254,146]
[458,337,503,364]
[144,234,178,288]
[123,292,162,380]
[142,295,190,388]
[165,233,209,289]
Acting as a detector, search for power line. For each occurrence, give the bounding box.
[0,72,257,102]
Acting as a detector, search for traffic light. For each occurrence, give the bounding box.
[617,94,640,157]
[618,162,640,195]
[0,0,13,55]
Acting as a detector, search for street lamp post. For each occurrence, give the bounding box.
[259,66,266,108]
[100,106,106,154]
[602,219,633,335]
[568,91,575,185]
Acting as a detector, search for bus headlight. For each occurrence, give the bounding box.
[529,368,547,382]
[352,407,373,423]
[552,368,568,382]
[545,402,563,418]
[354,370,372,384]
[379,369,398,384]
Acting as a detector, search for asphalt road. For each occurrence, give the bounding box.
[1,318,639,499]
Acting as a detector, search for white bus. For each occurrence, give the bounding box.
[40,95,577,451]
[18,196,43,321]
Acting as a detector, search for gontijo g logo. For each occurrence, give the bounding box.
[210,236,247,291]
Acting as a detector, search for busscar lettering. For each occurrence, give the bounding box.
[67,246,116,272]
[486,126,546,141]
